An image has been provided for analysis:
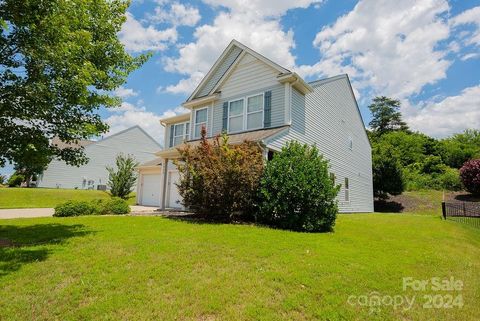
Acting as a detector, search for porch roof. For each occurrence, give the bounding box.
[155,126,289,159]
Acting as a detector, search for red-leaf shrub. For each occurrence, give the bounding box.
[175,127,264,220]
[460,159,480,195]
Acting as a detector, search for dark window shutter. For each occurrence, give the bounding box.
[169,125,174,147]
[222,102,228,131]
[264,91,272,128]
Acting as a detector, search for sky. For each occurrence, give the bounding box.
[1,0,480,177]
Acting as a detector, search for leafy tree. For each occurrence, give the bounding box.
[107,154,139,199]
[7,172,24,187]
[439,129,480,168]
[175,127,264,219]
[371,141,405,200]
[257,141,340,232]
[460,159,480,195]
[11,141,52,187]
[368,96,409,136]
[0,0,148,169]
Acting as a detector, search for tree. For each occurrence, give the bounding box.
[460,159,480,195]
[175,127,264,220]
[368,96,409,136]
[107,154,139,199]
[372,141,405,200]
[0,0,148,169]
[257,141,340,232]
[439,129,480,168]
[11,141,52,187]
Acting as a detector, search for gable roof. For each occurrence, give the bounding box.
[186,40,291,103]
[52,137,94,150]
[53,126,163,150]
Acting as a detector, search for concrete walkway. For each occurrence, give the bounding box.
[0,205,162,219]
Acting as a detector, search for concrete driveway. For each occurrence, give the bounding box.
[0,206,161,219]
[0,208,54,219]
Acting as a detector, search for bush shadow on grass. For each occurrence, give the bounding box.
[0,224,92,277]
[162,212,335,233]
[374,199,405,213]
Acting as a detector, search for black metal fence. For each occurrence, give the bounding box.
[442,201,480,228]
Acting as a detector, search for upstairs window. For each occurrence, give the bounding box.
[228,99,244,133]
[194,108,208,138]
[227,93,264,133]
[172,122,189,147]
[247,94,263,130]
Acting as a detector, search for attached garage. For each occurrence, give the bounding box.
[136,159,162,207]
[136,158,184,209]
[140,173,161,206]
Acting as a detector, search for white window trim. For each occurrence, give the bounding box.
[227,92,264,134]
[172,121,190,146]
[194,107,208,138]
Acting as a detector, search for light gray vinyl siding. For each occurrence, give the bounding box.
[211,83,285,135]
[194,46,243,98]
[267,75,373,213]
[38,126,161,190]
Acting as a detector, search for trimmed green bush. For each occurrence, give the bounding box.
[54,198,130,217]
[105,197,130,214]
[54,200,97,217]
[257,141,340,232]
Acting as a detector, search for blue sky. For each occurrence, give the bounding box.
[103,0,479,144]
[1,0,480,177]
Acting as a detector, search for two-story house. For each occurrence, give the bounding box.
[136,40,373,212]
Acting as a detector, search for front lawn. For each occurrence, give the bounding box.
[0,188,136,208]
[0,214,478,320]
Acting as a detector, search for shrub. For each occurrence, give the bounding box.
[54,198,130,217]
[7,173,24,187]
[105,197,130,214]
[372,141,405,199]
[176,127,264,220]
[460,159,480,195]
[257,141,340,232]
[0,174,6,185]
[107,154,139,199]
[54,200,96,217]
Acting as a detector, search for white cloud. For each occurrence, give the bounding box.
[461,52,479,61]
[119,12,177,52]
[105,102,188,145]
[452,6,480,47]
[151,2,201,26]
[404,85,480,137]
[202,0,322,17]
[114,86,139,99]
[299,0,452,99]
[162,1,321,94]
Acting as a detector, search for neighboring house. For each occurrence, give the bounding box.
[38,126,162,190]
[137,40,373,212]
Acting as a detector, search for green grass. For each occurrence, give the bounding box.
[0,188,136,208]
[0,214,478,320]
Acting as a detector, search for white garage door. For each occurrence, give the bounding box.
[168,171,183,209]
[141,174,161,206]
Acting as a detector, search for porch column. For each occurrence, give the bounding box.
[161,158,169,210]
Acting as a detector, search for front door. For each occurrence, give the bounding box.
[168,171,183,208]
